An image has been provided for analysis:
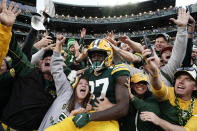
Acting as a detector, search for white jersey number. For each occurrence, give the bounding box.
[89,78,109,99]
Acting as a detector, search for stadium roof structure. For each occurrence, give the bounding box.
[54,0,175,17]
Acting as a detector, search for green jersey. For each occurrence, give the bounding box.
[85,63,130,107]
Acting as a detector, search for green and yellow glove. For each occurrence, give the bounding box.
[72,113,91,128]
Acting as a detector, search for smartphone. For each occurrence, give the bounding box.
[143,35,153,58]
[48,32,56,44]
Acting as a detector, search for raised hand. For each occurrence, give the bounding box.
[142,47,160,76]
[0,0,21,26]
[33,36,53,50]
[170,8,189,27]
[54,35,66,52]
[105,37,120,46]
[106,30,115,40]
[118,35,131,44]
[80,28,86,38]
[43,43,56,51]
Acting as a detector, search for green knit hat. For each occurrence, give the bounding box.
[67,38,75,50]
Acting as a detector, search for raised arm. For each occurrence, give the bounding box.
[51,35,73,95]
[0,0,33,77]
[162,8,189,79]
[143,48,162,90]
[22,28,38,61]
[78,28,86,46]
[119,35,143,53]
[107,38,142,63]
[0,0,21,67]
[31,44,55,64]
[182,15,196,67]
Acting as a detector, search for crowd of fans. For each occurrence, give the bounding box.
[1,0,197,131]
[54,25,178,39]
[54,6,177,24]
[13,25,179,42]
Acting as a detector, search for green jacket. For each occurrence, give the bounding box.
[119,92,160,131]
[2,33,56,130]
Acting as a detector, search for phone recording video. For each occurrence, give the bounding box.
[143,35,153,58]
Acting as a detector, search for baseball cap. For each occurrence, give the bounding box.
[174,67,197,82]
[155,33,170,42]
[161,46,173,54]
[131,73,148,83]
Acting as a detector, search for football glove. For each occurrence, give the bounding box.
[72,113,91,128]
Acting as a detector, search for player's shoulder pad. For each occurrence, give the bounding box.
[111,63,130,75]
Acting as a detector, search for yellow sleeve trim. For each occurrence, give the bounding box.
[151,82,169,101]
[0,24,12,67]
[114,63,127,67]
[111,68,130,75]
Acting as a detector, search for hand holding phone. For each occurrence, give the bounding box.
[143,35,153,58]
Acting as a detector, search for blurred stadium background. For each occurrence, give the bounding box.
[2,0,197,46]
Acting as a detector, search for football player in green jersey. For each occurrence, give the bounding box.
[45,39,131,131]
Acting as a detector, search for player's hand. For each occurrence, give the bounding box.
[72,113,91,128]
[93,94,115,112]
